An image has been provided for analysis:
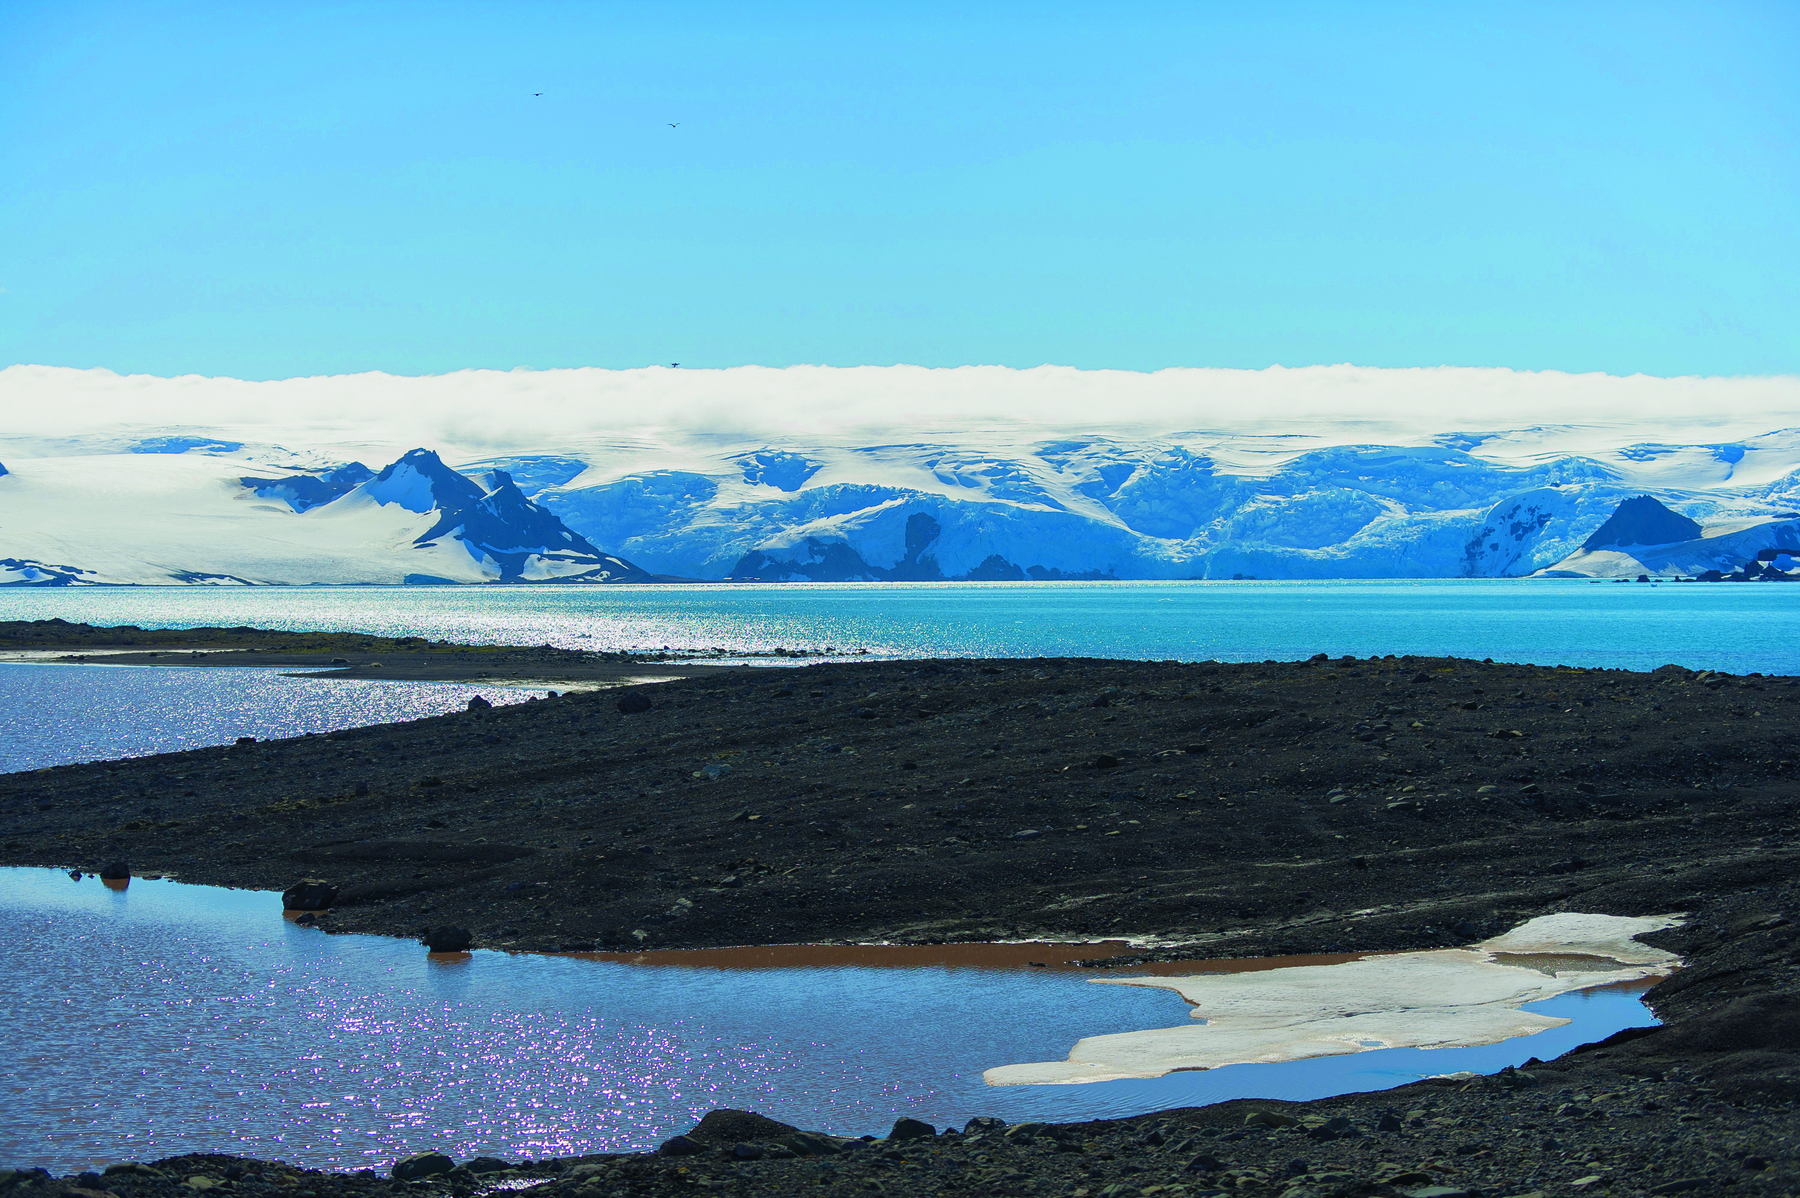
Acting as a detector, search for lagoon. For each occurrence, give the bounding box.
[0,868,1656,1174]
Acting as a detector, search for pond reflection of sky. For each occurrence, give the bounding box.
[0,868,1656,1173]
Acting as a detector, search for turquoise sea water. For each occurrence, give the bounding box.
[0,868,1656,1173]
[3,579,1798,672]
[6,580,1795,769]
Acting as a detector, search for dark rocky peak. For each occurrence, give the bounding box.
[403,462,655,582]
[421,470,604,557]
[240,462,374,512]
[1582,495,1702,551]
[366,448,486,514]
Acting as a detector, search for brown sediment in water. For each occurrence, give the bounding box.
[561,940,1366,974]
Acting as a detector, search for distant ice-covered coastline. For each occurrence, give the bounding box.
[3,363,1799,585]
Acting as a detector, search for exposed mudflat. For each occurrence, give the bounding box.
[3,639,1798,1194]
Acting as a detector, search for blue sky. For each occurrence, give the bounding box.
[2,1,1795,379]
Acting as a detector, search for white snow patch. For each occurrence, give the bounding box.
[983,913,1681,1086]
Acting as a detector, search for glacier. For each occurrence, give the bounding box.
[5,364,1800,585]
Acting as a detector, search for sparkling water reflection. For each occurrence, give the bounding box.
[1,580,1797,673]
[0,869,1657,1173]
[0,663,549,772]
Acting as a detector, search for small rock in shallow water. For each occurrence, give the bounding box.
[282,881,338,911]
[423,926,474,952]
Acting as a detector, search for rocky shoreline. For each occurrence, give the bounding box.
[2,636,1797,1195]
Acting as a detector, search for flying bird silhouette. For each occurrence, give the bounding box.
[670,362,681,367]
[532,93,543,97]
[668,122,680,128]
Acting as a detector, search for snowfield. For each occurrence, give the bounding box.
[3,364,1800,584]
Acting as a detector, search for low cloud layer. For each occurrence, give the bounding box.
[3,363,1797,455]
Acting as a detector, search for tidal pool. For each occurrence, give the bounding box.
[0,868,1661,1173]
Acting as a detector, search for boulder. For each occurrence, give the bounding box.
[684,1108,802,1144]
[282,881,338,911]
[462,1158,509,1175]
[99,860,130,881]
[466,695,492,711]
[617,691,653,715]
[964,1116,1006,1134]
[887,1117,936,1141]
[783,1131,856,1156]
[423,926,474,952]
[656,1135,707,1157]
[390,1153,453,1181]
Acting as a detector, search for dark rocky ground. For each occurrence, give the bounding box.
[3,643,1798,1196]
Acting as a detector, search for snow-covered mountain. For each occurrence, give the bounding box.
[1539,495,1800,580]
[5,363,1800,584]
[505,433,1800,582]
[0,447,652,585]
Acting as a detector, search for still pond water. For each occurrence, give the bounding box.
[0,868,1655,1174]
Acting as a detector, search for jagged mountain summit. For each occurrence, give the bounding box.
[0,447,652,585]
[358,449,652,583]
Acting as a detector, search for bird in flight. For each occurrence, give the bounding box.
[670,362,681,367]
[532,93,543,97]
[668,122,680,128]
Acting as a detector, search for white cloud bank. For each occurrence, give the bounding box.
[3,363,1797,456]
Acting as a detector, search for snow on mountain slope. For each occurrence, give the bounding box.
[0,449,650,585]
[9,427,1800,583]
[6,364,1800,584]
[1539,495,1800,579]
[520,433,1800,581]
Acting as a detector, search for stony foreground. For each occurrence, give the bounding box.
[3,647,1798,1194]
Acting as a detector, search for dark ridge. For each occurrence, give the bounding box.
[1582,495,1702,551]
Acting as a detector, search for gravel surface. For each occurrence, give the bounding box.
[3,636,1796,1195]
